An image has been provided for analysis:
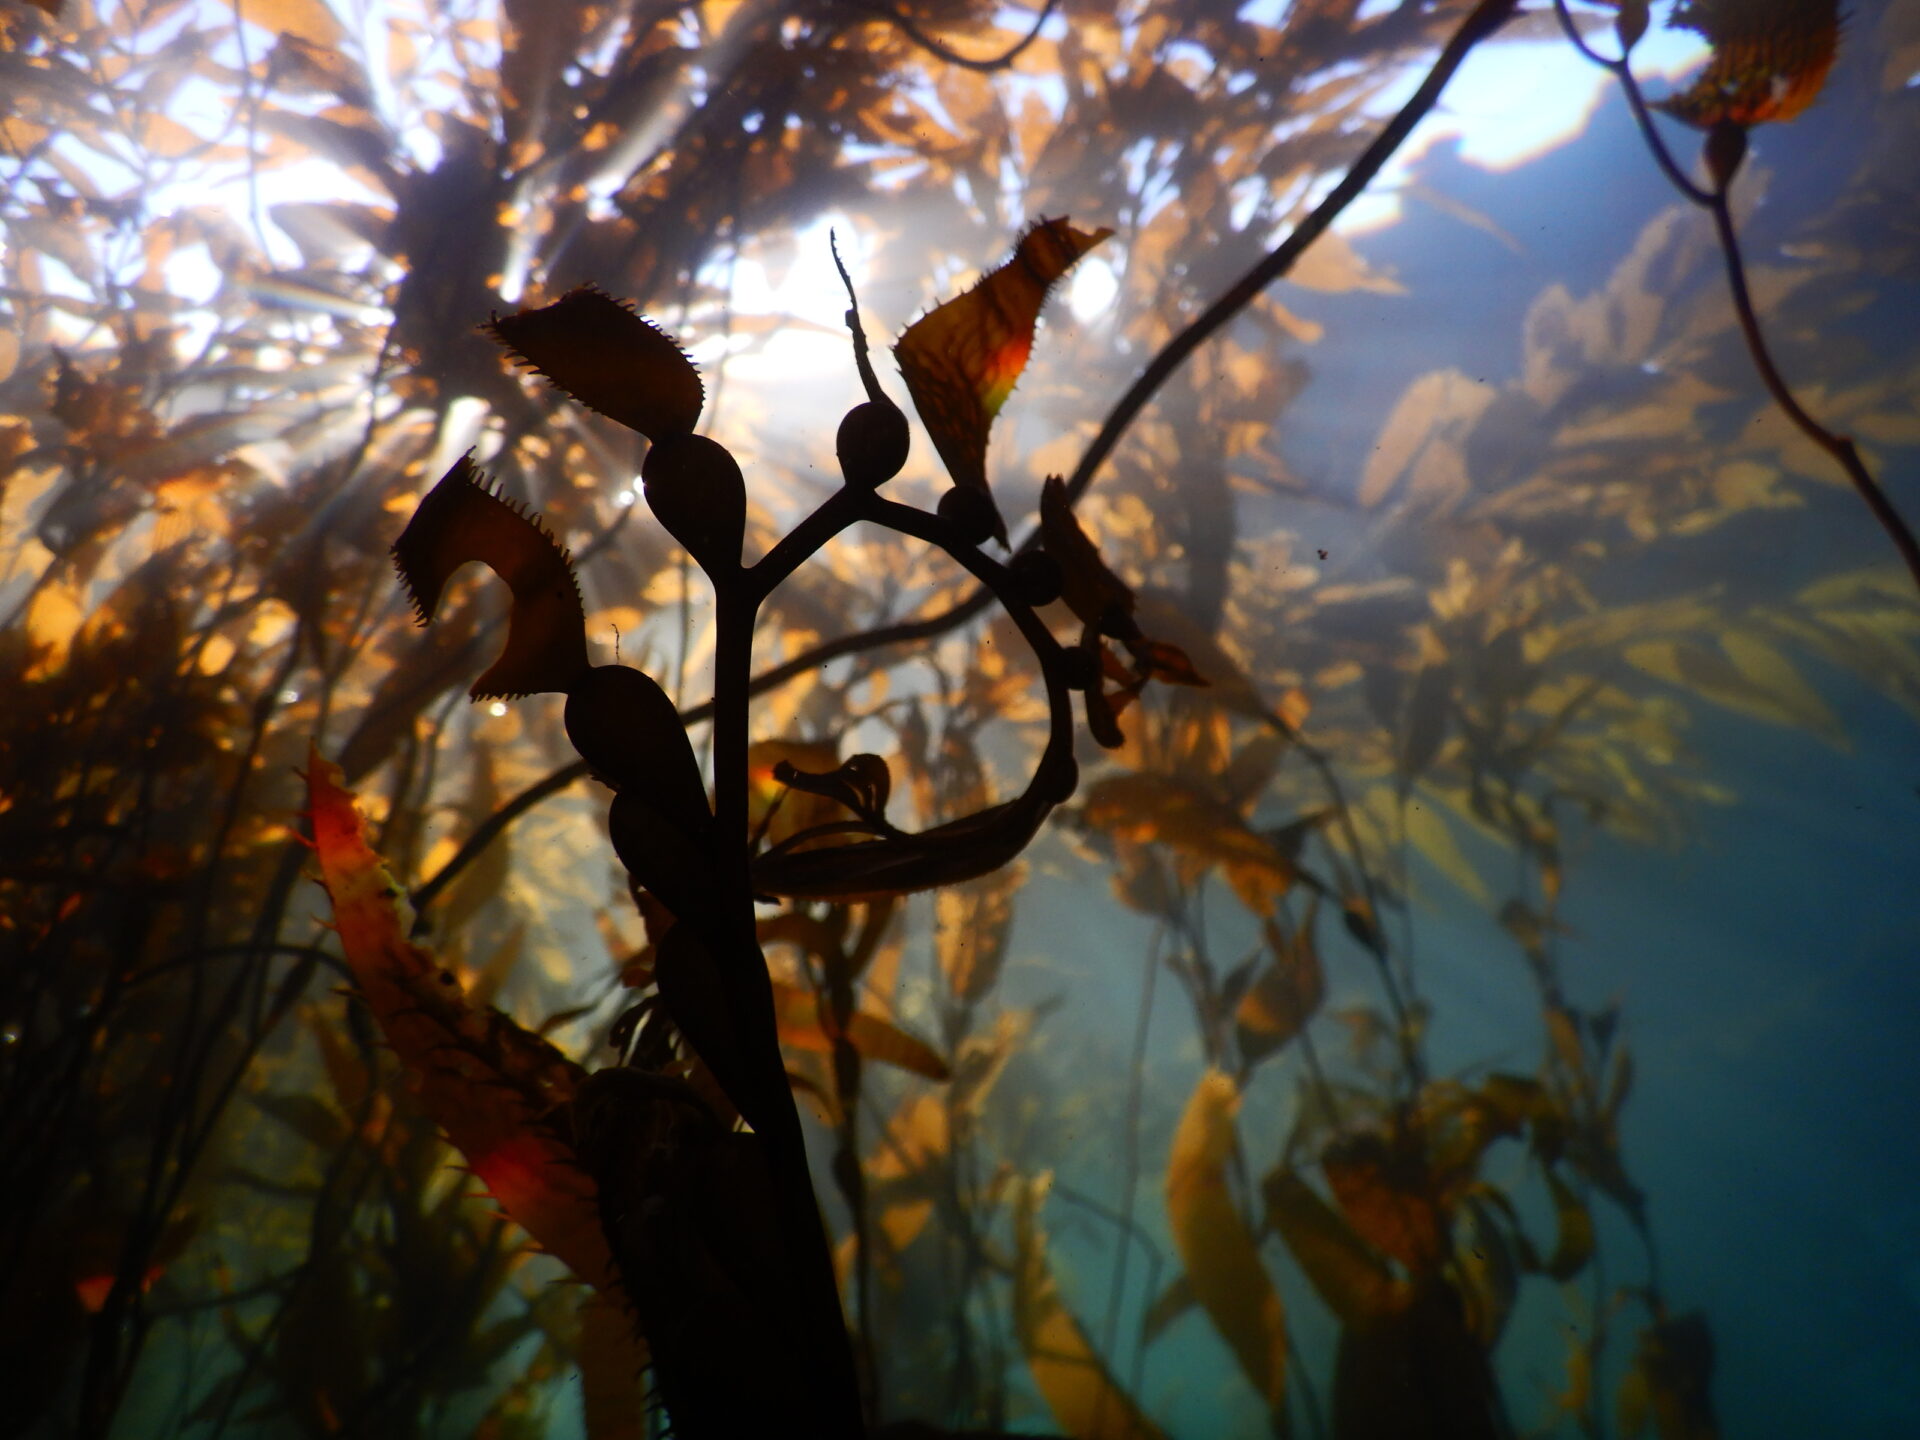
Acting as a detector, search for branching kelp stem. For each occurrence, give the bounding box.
[412,0,1527,917]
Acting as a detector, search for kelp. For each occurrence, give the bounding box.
[2,0,1915,1434]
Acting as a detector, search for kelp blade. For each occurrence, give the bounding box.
[305,746,616,1293]
[1013,1174,1166,1440]
[895,218,1112,543]
[1165,1071,1288,1415]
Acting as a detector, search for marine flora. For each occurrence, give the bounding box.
[2,0,1913,1436]
[364,219,1196,1434]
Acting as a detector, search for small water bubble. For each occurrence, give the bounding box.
[278,689,301,704]
[488,701,508,717]
[2,1027,20,1045]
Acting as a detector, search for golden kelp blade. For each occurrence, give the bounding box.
[768,980,951,1082]
[391,454,590,698]
[304,747,617,1293]
[487,285,704,439]
[1076,772,1296,914]
[1165,1072,1288,1415]
[895,218,1112,544]
[1013,1174,1166,1440]
[1235,909,1326,1067]
[1658,0,1839,128]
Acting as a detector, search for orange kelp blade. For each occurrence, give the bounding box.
[895,218,1112,545]
[769,980,950,1082]
[391,453,591,699]
[1013,1173,1166,1440]
[1165,1072,1288,1418]
[487,285,704,439]
[304,746,617,1294]
[1262,1168,1410,1328]
[1657,0,1839,128]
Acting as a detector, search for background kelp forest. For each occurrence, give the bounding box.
[3,0,1918,1436]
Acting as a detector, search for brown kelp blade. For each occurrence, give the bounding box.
[1235,904,1326,1068]
[304,747,617,1293]
[895,218,1111,544]
[1041,474,1134,633]
[391,454,590,698]
[1657,0,1839,128]
[488,285,704,439]
[1263,1168,1410,1327]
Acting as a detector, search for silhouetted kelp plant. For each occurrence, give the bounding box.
[1,0,1916,1436]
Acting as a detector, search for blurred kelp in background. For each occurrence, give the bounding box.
[2,0,1916,1435]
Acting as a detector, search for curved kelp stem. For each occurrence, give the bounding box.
[1553,0,1920,595]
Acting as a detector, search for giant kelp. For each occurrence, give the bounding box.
[1,0,1916,1437]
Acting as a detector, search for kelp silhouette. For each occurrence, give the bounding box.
[327,220,1206,1436]
[308,6,1857,1433]
[11,0,1914,1432]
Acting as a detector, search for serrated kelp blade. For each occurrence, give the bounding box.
[488,286,703,438]
[390,453,590,698]
[1658,0,1840,127]
[894,217,1112,543]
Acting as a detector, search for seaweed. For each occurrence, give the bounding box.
[2,1,1915,1436]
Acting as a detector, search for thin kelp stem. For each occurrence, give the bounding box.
[1061,0,1522,508]
[848,0,1061,74]
[1705,188,1920,592]
[1550,0,1711,204]
[1552,0,1920,595]
[1102,929,1162,1363]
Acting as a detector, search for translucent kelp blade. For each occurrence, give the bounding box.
[1013,1173,1167,1440]
[1658,0,1839,128]
[895,218,1112,544]
[1166,1072,1289,1416]
[488,285,703,439]
[391,454,590,699]
[304,748,619,1293]
[1040,474,1134,632]
[1235,907,1326,1068]
[769,980,949,1082]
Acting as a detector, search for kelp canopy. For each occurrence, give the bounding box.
[2,1,1917,1437]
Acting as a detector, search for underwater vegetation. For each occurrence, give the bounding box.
[2,0,1916,1436]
